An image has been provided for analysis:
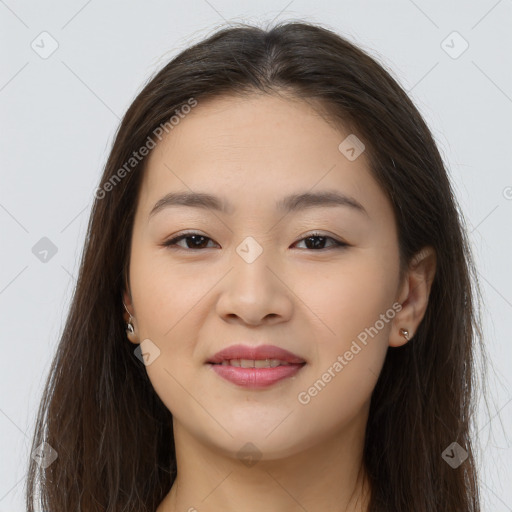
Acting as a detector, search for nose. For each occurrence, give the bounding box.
[215,252,294,326]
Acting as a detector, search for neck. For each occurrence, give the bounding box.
[157,413,371,512]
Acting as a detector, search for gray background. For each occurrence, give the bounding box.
[1,0,511,510]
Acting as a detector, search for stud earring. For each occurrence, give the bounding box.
[399,328,410,341]
[123,301,135,335]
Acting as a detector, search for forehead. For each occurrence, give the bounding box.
[136,93,393,224]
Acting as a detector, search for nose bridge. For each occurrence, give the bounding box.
[216,235,292,324]
[230,235,278,294]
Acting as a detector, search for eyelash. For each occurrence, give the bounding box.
[161,231,348,251]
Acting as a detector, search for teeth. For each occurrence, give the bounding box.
[219,359,291,368]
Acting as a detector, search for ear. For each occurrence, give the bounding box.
[122,288,139,344]
[122,288,134,320]
[390,246,437,347]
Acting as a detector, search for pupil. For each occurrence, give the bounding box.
[306,236,325,249]
[189,235,207,248]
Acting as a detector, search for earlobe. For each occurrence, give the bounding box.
[390,246,437,348]
[390,324,413,348]
[398,328,410,341]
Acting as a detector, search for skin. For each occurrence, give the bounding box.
[122,93,436,512]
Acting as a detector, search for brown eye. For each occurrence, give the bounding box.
[293,233,348,250]
[163,233,218,250]
[162,231,348,251]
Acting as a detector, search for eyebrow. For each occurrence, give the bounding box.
[148,190,369,219]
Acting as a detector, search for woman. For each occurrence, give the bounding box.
[27,21,485,511]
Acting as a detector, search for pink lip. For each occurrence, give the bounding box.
[208,344,305,364]
[207,344,306,389]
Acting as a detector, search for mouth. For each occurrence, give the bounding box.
[211,359,301,368]
[206,344,306,388]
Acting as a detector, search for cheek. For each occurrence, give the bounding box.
[129,241,207,338]
[306,252,398,343]
[128,246,218,410]
[295,304,390,441]
[294,255,396,416]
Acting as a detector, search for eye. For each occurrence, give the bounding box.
[162,231,348,251]
[162,232,218,250]
[292,232,348,250]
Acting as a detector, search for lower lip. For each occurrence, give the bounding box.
[209,363,305,388]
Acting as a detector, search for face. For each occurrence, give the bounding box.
[123,93,407,460]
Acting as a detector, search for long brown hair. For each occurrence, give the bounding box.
[26,21,486,511]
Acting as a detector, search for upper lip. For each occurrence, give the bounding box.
[207,344,306,364]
